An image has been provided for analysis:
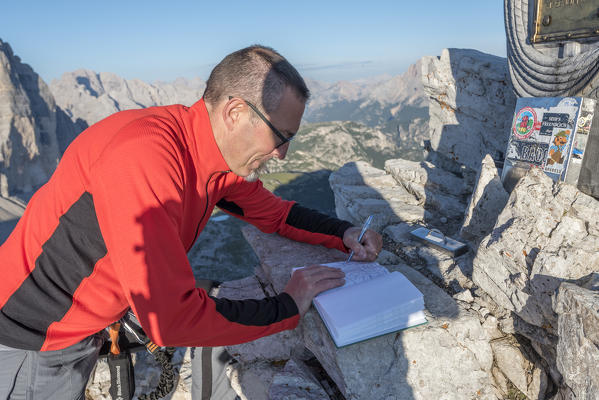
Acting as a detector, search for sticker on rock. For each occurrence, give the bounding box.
[506,139,549,167]
[513,107,538,139]
[539,113,570,136]
[577,111,593,135]
[545,129,572,174]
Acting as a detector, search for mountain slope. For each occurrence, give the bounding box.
[50,70,206,127]
[0,39,67,197]
[266,120,400,173]
[304,61,427,127]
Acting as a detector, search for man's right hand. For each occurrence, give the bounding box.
[283,265,345,316]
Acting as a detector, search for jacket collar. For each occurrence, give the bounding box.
[185,98,231,175]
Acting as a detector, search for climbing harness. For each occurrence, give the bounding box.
[103,311,177,400]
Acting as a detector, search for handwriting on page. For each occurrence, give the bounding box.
[324,261,389,288]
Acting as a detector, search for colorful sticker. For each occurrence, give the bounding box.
[577,111,593,135]
[506,139,549,167]
[513,107,538,139]
[544,129,572,174]
[539,113,569,136]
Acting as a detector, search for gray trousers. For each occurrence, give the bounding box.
[0,334,103,400]
[190,346,239,400]
[0,337,238,400]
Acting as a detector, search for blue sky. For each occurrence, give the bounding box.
[1,1,506,84]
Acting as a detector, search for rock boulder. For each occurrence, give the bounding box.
[554,277,599,399]
[421,48,516,173]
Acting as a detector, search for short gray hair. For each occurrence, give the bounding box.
[203,45,310,114]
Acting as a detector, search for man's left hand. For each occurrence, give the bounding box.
[343,227,383,262]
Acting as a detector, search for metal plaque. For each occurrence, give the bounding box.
[532,0,599,43]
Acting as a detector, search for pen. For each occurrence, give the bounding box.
[345,215,374,263]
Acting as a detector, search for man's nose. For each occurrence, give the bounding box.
[272,142,289,160]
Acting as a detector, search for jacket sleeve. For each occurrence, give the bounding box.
[218,179,353,252]
[89,123,299,347]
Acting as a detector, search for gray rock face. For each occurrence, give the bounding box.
[385,158,471,198]
[554,279,599,399]
[303,264,498,400]
[490,338,548,399]
[421,48,517,173]
[0,40,62,197]
[50,69,206,128]
[473,168,599,333]
[0,196,25,244]
[460,154,509,242]
[328,161,428,233]
[385,158,471,221]
[241,225,347,294]
[472,168,599,394]
[268,359,329,400]
[329,158,474,292]
[228,360,283,400]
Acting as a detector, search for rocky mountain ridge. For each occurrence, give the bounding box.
[50,62,426,129]
[266,120,401,173]
[50,69,207,128]
[0,39,62,198]
[48,62,429,166]
[303,61,427,125]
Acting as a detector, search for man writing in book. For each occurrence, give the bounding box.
[0,45,382,399]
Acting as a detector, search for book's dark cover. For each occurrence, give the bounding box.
[501,97,599,199]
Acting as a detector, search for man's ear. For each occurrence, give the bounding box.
[222,97,245,132]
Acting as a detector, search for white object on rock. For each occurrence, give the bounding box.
[453,289,474,303]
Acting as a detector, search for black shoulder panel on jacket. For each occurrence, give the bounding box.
[216,199,244,216]
[285,204,353,238]
[0,192,107,350]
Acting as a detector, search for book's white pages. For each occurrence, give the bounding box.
[296,262,427,347]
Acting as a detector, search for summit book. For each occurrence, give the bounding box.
[296,261,427,347]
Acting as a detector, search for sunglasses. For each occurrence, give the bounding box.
[229,96,296,149]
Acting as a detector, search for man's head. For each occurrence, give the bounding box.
[204,45,310,181]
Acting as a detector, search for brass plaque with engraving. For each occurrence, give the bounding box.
[532,0,599,43]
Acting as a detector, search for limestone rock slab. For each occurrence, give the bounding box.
[385,158,470,197]
[554,280,599,399]
[473,168,599,335]
[460,154,509,242]
[228,360,282,400]
[490,338,548,399]
[421,48,516,173]
[0,196,25,244]
[329,161,428,232]
[384,222,474,292]
[268,359,330,400]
